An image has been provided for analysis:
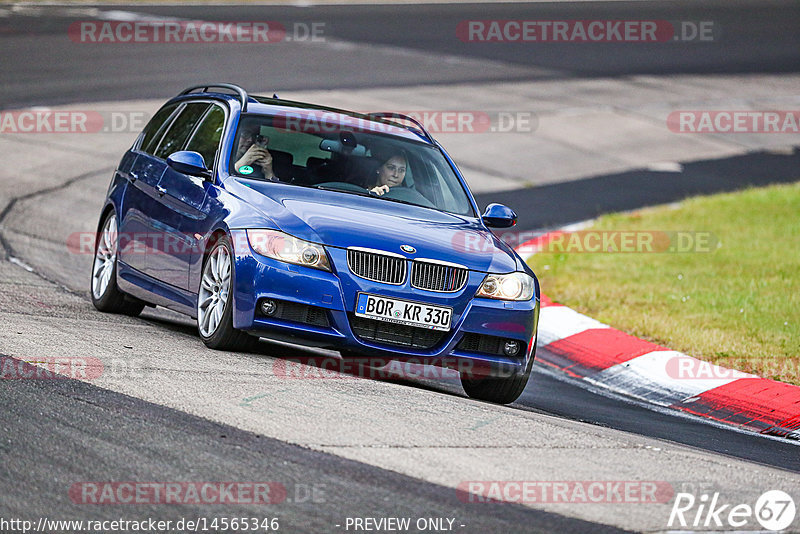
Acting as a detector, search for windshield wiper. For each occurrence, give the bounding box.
[312,184,374,198]
[313,184,437,211]
[377,196,415,207]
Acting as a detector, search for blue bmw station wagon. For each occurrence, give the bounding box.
[91,84,540,404]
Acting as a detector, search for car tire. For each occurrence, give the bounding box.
[90,211,145,317]
[197,234,258,352]
[460,343,536,404]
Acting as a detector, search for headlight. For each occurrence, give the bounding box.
[246,229,331,271]
[476,272,534,301]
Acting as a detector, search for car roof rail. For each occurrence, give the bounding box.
[179,83,251,112]
[365,112,434,143]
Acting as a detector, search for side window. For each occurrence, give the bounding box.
[154,103,210,160]
[185,105,225,169]
[139,103,179,155]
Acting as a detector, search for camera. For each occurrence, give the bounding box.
[253,134,269,148]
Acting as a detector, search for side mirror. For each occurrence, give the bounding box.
[167,151,212,179]
[482,203,517,228]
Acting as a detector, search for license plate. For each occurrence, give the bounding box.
[355,293,452,331]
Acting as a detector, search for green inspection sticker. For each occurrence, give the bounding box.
[239,165,254,175]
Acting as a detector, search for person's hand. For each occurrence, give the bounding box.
[370,185,390,196]
[236,144,272,168]
[234,145,278,180]
[257,154,277,181]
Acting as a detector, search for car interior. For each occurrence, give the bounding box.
[230,118,472,215]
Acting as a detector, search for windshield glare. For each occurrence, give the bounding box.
[230,115,475,216]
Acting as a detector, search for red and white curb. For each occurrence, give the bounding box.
[516,231,800,441]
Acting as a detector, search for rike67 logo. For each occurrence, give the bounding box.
[669,490,796,531]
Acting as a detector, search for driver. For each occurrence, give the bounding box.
[369,153,408,196]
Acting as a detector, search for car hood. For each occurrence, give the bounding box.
[240,182,520,273]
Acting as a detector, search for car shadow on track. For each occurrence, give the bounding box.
[136,307,492,402]
[256,337,470,398]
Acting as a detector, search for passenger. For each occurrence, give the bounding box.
[368,153,408,196]
[233,126,279,181]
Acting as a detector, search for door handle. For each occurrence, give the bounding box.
[129,171,139,183]
[156,185,167,197]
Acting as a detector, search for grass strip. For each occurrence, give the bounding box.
[527,181,800,384]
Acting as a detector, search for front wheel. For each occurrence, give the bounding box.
[460,346,535,404]
[197,235,257,351]
[460,369,531,405]
[90,211,144,316]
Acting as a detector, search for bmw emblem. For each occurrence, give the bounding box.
[400,245,416,254]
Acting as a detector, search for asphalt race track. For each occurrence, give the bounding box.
[0,367,627,534]
[2,1,799,107]
[1,2,799,533]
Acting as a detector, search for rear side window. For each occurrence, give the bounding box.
[154,103,209,160]
[185,105,225,168]
[139,103,179,155]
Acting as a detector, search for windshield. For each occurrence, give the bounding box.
[230,114,475,216]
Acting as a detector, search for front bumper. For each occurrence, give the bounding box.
[230,230,539,378]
